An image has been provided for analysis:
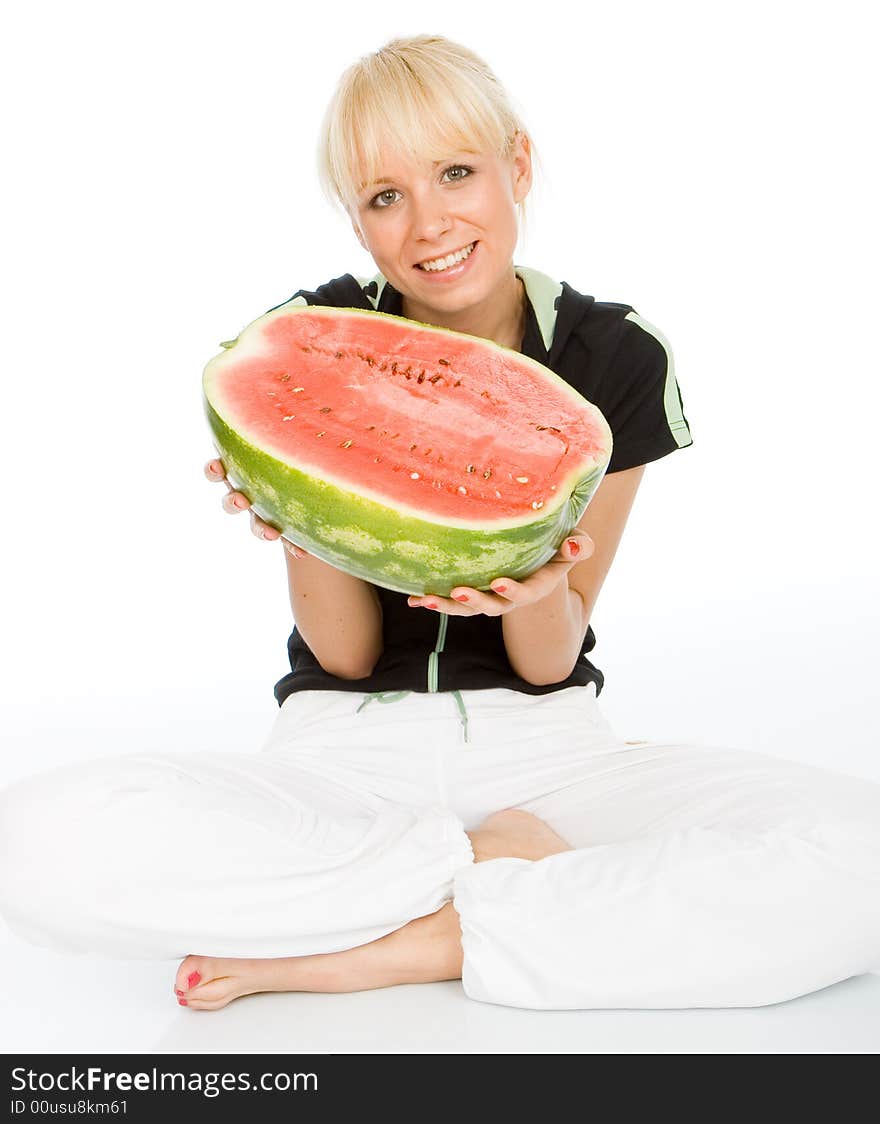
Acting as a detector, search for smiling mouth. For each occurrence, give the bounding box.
[414,241,478,272]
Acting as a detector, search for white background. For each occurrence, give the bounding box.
[2,0,877,785]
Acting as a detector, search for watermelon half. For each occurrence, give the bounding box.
[202,303,613,596]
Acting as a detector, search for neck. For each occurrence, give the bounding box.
[401,271,526,351]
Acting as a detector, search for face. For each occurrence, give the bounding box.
[349,132,532,321]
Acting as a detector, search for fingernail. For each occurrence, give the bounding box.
[175,988,184,996]
[178,997,188,1006]
[567,539,580,556]
[453,594,469,603]
[425,602,438,610]
[492,584,508,594]
[187,970,201,988]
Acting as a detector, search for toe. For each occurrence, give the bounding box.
[173,954,215,997]
[183,977,243,1006]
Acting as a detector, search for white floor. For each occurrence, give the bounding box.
[2,585,879,1054]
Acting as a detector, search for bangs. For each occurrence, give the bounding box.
[319,40,519,214]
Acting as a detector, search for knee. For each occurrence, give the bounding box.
[0,763,85,921]
[0,754,158,923]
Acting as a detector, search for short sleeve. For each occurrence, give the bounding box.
[601,311,693,473]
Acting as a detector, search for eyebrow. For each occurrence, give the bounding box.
[359,155,476,193]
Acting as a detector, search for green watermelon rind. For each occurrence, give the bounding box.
[204,303,613,597]
[205,401,608,597]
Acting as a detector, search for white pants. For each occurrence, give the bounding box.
[1,685,879,1009]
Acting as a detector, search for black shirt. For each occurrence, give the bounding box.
[270,266,693,705]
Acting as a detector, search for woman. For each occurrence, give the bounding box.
[2,35,879,1013]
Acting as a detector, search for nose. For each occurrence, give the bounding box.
[410,190,452,244]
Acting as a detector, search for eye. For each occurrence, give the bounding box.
[370,188,401,210]
[443,164,474,183]
[368,165,474,210]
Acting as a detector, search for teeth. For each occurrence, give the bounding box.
[418,242,475,272]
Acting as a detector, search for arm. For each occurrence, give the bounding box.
[205,456,384,680]
[283,549,384,680]
[501,463,646,685]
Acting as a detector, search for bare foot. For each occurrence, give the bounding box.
[469,807,572,863]
[173,902,463,1011]
[172,809,569,1011]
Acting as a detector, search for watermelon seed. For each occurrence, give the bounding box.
[378,362,387,371]
[293,387,304,393]
[483,469,492,479]
[531,501,544,510]
[516,476,529,484]
[409,444,417,452]
[410,472,420,480]
[301,346,312,352]
[316,431,326,438]
[466,464,475,473]
[373,456,381,462]
[438,358,450,366]
[417,370,426,383]
[481,390,490,398]
[365,424,376,430]
[391,433,399,439]
[535,425,547,431]
[424,447,432,456]
[453,379,462,387]
[340,440,353,448]
[319,406,332,413]
[548,426,561,433]
[428,373,442,383]
[335,351,345,359]
[282,414,296,421]
[495,490,502,498]
[280,373,291,382]
[366,356,375,366]
[457,486,468,496]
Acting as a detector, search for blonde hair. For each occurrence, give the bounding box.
[317,34,540,242]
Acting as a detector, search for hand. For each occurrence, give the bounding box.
[407,529,594,616]
[203,458,310,559]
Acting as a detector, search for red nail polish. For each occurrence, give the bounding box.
[187,970,201,988]
[567,540,580,556]
[178,997,188,1006]
[493,584,507,594]
[175,988,184,996]
[453,594,469,602]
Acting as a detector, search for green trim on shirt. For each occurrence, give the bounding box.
[624,310,693,447]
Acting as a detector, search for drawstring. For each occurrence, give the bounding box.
[356,691,412,712]
[356,612,470,743]
[356,689,470,743]
[450,689,469,743]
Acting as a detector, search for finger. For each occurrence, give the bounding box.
[562,531,595,562]
[487,578,521,601]
[250,512,281,541]
[281,538,309,560]
[204,459,226,481]
[408,594,463,614]
[221,490,250,514]
[408,591,501,616]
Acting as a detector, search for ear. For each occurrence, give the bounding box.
[511,131,533,205]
